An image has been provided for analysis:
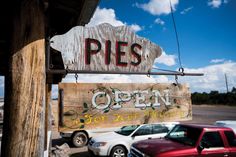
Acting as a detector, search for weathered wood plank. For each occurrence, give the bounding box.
[51,23,162,72]
[58,83,192,132]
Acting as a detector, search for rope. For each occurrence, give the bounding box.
[169,0,183,70]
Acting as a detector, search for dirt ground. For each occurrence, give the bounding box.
[51,104,236,156]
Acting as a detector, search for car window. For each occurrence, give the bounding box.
[166,125,202,146]
[133,125,152,136]
[152,124,169,134]
[115,125,139,136]
[224,131,236,147]
[201,132,224,148]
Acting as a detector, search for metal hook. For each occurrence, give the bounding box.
[75,73,78,83]
[147,70,151,78]
[179,67,185,76]
[173,75,178,86]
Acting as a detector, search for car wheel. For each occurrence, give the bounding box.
[72,132,88,147]
[110,146,127,157]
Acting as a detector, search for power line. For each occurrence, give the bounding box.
[169,0,183,70]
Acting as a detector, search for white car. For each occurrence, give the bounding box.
[215,120,236,133]
[88,122,179,157]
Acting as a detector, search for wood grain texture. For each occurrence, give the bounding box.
[1,0,45,156]
[58,83,191,132]
[51,23,162,72]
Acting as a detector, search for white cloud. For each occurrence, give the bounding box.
[49,62,236,98]
[208,0,222,8]
[154,51,176,66]
[52,85,58,99]
[87,7,143,32]
[180,7,193,14]
[136,0,179,15]
[51,74,170,98]
[129,24,142,32]
[62,74,159,84]
[154,18,165,25]
[179,61,236,93]
[86,7,124,27]
[210,58,225,64]
[223,0,228,4]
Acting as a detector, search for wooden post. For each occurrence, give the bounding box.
[45,84,52,156]
[1,0,46,156]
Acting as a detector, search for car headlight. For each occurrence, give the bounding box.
[93,142,107,147]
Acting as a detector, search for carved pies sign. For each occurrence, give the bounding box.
[58,83,192,131]
[50,23,162,72]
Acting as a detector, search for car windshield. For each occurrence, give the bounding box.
[165,125,202,146]
[115,125,140,136]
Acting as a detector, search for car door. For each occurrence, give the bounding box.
[224,131,236,156]
[199,131,229,157]
[150,124,169,138]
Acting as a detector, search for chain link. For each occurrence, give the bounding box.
[75,73,78,83]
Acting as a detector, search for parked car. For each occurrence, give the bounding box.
[215,120,236,133]
[88,122,179,157]
[129,124,236,157]
[60,127,120,147]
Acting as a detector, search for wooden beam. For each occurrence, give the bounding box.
[1,0,46,156]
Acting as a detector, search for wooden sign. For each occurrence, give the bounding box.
[51,23,162,72]
[58,83,192,131]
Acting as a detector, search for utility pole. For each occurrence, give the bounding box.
[225,73,229,93]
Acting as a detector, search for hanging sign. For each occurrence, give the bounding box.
[50,23,162,72]
[58,83,192,131]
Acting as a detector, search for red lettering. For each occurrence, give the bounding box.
[131,43,142,66]
[85,38,101,64]
[116,41,128,66]
[105,40,111,65]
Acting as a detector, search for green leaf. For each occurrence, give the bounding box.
[103,108,110,113]
[80,119,85,123]
[149,96,153,100]
[80,125,85,129]
[64,110,75,116]
[83,103,88,109]
[82,108,89,113]
[152,107,156,110]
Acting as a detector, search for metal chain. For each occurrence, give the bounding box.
[75,73,78,83]
[175,75,179,85]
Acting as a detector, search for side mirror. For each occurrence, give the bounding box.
[197,141,209,152]
[131,133,137,138]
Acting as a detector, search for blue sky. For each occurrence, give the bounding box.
[84,0,236,93]
[96,0,236,68]
[0,0,236,97]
